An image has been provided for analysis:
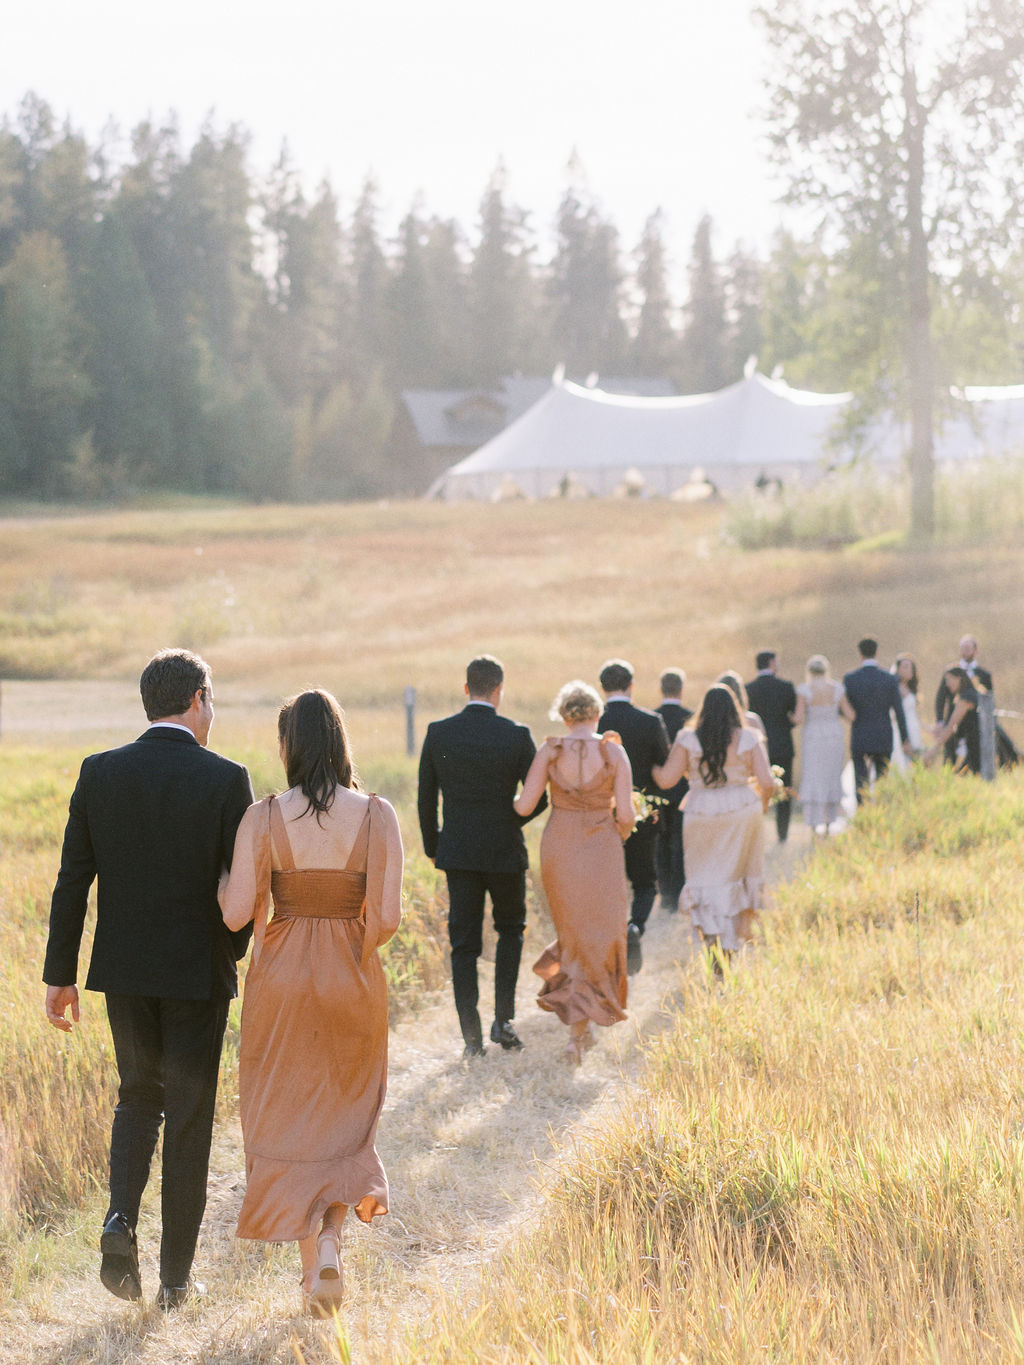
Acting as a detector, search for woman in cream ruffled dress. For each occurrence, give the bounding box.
[654,684,777,964]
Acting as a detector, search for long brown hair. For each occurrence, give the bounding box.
[893,651,919,695]
[278,689,359,821]
[695,685,743,786]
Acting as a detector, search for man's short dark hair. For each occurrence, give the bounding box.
[599,659,634,693]
[466,655,504,697]
[858,637,878,659]
[140,648,211,721]
[660,668,685,697]
[756,650,776,671]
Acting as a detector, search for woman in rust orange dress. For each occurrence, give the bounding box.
[220,689,403,1312]
[514,681,634,1064]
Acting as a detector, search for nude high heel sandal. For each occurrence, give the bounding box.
[306,1227,344,1315]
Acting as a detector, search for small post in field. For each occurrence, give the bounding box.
[404,686,416,757]
[978,690,996,780]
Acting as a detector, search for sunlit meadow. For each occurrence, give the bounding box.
[2,484,1024,1360]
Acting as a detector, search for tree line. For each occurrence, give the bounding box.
[3,8,1024,509]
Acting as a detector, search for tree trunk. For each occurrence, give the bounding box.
[904,65,934,542]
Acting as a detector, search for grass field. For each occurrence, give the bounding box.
[2,493,1024,1362]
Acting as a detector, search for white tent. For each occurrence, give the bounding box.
[428,369,888,501]
[940,385,1024,461]
[427,369,1024,502]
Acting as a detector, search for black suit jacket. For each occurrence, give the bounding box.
[842,663,908,756]
[597,699,670,795]
[417,703,544,873]
[656,700,693,805]
[745,673,797,762]
[935,664,992,722]
[44,728,254,1000]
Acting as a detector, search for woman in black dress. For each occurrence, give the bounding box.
[925,666,981,773]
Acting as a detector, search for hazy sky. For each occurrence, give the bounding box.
[10,0,781,265]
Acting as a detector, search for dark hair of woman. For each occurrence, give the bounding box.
[278,689,359,821]
[695,685,743,787]
[894,651,919,694]
[944,665,972,696]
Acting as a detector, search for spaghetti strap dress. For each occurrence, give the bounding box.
[532,736,629,1027]
[236,794,392,1241]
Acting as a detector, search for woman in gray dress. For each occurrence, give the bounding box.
[794,655,855,832]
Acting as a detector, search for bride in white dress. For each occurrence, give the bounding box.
[794,655,855,832]
[890,652,923,771]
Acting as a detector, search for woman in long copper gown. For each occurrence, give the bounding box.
[514,681,634,1065]
[219,690,403,1312]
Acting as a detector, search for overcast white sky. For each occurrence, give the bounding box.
[9,0,782,266]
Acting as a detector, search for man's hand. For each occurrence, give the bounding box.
[45,984,80,1033]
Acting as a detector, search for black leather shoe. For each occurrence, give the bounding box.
[626,923,643,975]
[490,1020,524,1051]
[100,1212,141,1301]
[157,1278,206,1311]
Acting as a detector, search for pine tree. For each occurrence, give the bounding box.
[0,230,89,493]
[678,215,728,393]
[630,209,677,379]
[468,163,536,385]
[548,155,628,376]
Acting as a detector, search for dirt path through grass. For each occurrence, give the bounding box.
[1,830,810,1365]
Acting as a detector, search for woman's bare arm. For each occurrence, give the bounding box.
[218,804,267,932]
[513,743,551,817]
[653,736,688,790]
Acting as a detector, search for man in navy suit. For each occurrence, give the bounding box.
[417,655,544,1057]
[44,649,253,1309]
[843,637,910,803]
[597,659,670,973]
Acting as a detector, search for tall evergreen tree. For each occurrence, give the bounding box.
[422,214,470,385]
[0,230,88,493]
[385,200,433,386]
[172,120,262,369]
[348,174,388,377]
[80,210,172,486]
[678,214,728,393]
[629,209,677,379]
[548,155,628,376]
[468,163,536,385]
[724,245,764,382]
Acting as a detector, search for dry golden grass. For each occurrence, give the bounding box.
[3,497,1023,720]
[2,495,1024,1362]
[363,769,1024,1365]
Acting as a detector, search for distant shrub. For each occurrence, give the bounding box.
[723,457,1024,549]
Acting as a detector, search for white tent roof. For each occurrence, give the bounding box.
[430,371,870,499]
[940,385,1024,460]
[428,370,1024,501]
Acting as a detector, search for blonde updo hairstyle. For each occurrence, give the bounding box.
[550,679,602,725]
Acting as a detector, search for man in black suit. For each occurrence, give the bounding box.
[746,650,797,843]
[43,649,253,1309]
[654,668,692,912]
[597,659,670,974]
[417,655,544,1058]
[843,637,910,803]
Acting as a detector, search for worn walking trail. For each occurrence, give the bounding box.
[1,831,810,1365]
